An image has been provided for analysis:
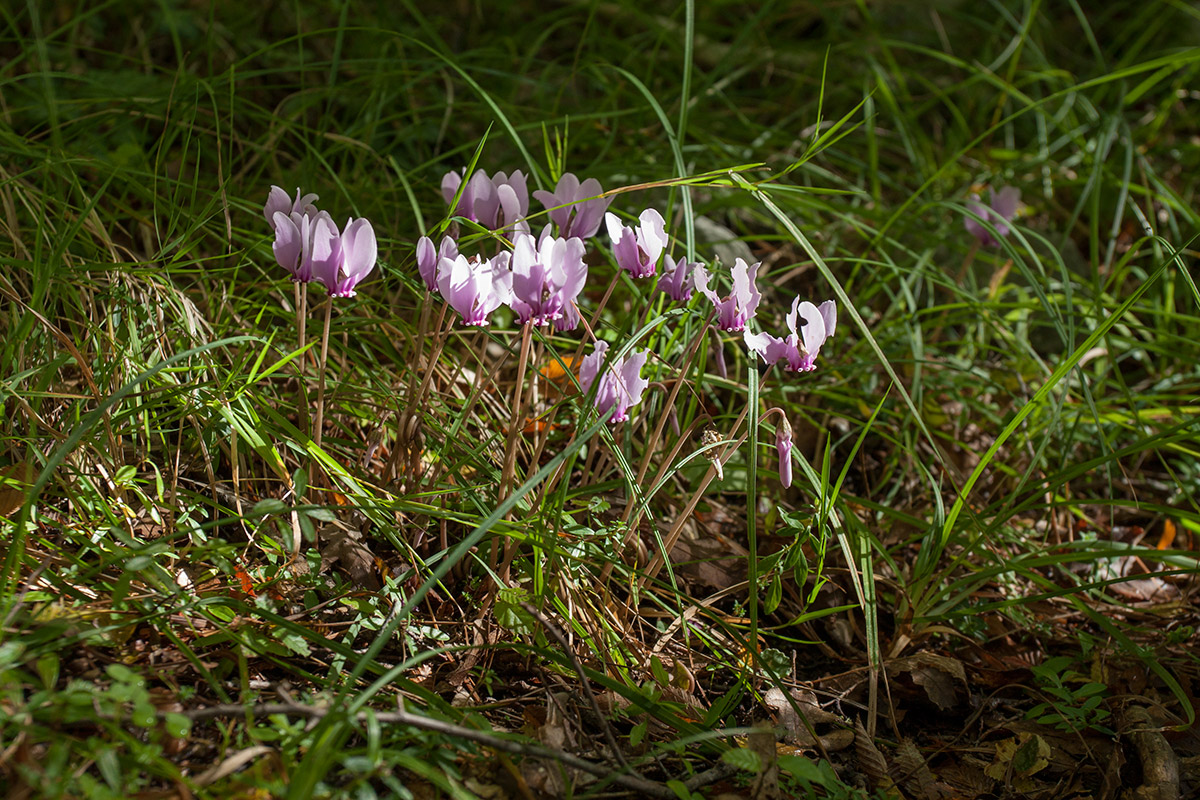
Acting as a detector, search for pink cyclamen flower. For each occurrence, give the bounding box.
[964,186,1020,248]
[272,209,340,283]
[509,233,588,326]
[416,235,458,292]
[578,340,649,424]
[776,416,793,489]
[744,298,836,372]
[555,300,580,333]
[605,209,668,278]
[532,173,612,240]
[441,169,529,233]
[264,185,319,225]
[436,252,513,326]
[659,256,698,302]
[694,258,762,332]
[310,217,378,298]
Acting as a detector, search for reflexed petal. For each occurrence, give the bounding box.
[579,339,608,394]
[470,171,500,228]
[744,330,791,367]
[309,214,344,293]
[271,211,303,278]
[817,300,836,339]
[265,185,291,223]
[293,189,320,218]
[693,265,719,304]
[497,171,529,217]
[604,212,625,246]
[441,170,463,206]
[416,236,438,291]
[336,217,377,296]
[776,419,793,489]
[731,259,762,319]
[556,237,588,299]
[437,255,489,325]
[637,208,668,265]
[555,300,580,332]
[659,257,695,302]
[496,183,526,234]
[796,301,826,356]
[992,186,1021,221]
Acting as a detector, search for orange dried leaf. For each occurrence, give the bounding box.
[233,564,256,598]
[1157,519,1176,550]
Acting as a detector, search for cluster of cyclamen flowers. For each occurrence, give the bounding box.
[265,170,840,486]
[415,169,838,483]
[264,186,377,297]
[263,173,1020,490]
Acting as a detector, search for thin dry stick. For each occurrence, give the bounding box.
[521,602,634,774]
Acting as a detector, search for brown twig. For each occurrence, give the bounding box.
[520,602,633,773]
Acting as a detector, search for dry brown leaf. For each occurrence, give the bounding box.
[888,652,967,711]
[193,745,278,787]
[854,718,893,793]
[0,461,34,519]
[895,739,942,800]
[319,526,380,590]
[763,687,841,745]
[749,726,781,800]
[985,733,1050,793]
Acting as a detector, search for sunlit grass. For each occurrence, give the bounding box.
[2,0,1199,796]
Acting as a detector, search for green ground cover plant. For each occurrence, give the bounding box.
[2,1,1200,797]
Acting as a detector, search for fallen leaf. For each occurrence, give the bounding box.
[0,461,34,519]
[986,732,1050,789]
[854,718,894,793]
[888,652,967,711]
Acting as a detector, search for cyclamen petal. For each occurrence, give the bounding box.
[964,186,1021,247]
[271,211,304,280]
[555,300,580,332]
[533,173,612,240]
[695,259,762,331]
[264,185,319,224]
[606,209,668,278]
[441,169,531,231]
[437,253,511,326]
[579,340,650,424]
[321,217,376,298]
[308,214,344,292]
[509,233,588,326]
[659,256,697,302]
[776,417,793,489]
[417,235,457,291]
[264,186,292,223]
[745,297,835,372]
